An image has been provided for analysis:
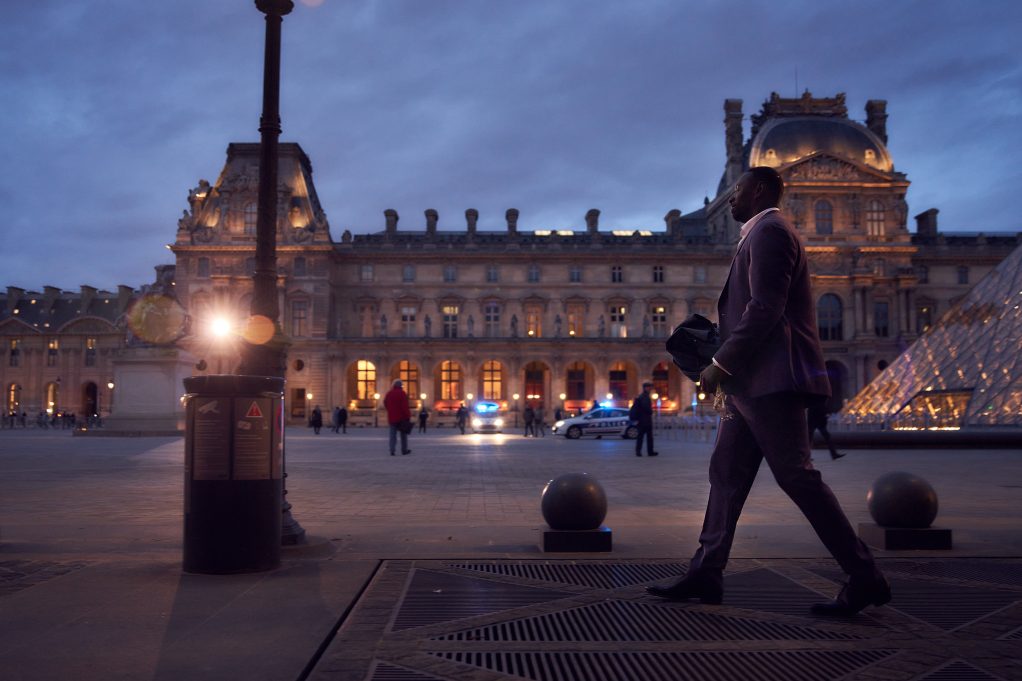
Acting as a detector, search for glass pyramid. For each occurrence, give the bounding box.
[841,243,1022,429]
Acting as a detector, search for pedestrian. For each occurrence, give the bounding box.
[309,405,323,434]
[523,404,535,437]
[808,401,845,460]
[554,407,562,422]
[630,381,658,457]
[534,406,546,437]
[331,406,341,433]
[418,405,429,433]
[337,405,348,434]
[455,403,468,435]
[384,379,412,455]
[646,167,889,615]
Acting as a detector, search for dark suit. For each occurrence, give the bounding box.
[631,391,655,455]
[688,210,880,585]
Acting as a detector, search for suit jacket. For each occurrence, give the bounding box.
[630,392,654,427]
[714,212,830,399]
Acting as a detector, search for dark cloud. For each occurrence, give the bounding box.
[1,0,1020,290]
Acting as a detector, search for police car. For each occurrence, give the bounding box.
[552,408,639,440]
[471,401,505,433]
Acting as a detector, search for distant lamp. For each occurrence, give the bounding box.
[107,381,115,390]
[698,392,706,401]
[306,392,313,400]
[466,393,474,401]
[420,392,427,400]
[558,393,566,401]
[606,393,613,401]
[651,393,659,400]
[210,316,233,339]
[512,393,520,401]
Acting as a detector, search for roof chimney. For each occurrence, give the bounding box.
[465,208,478,234]
[914,208,939,237]
[384,208,399,234]
[724,99,744,189]
[664,209,682,234]
[505,208,519,235]
[117,285,135,314]
[425,208,438,235]
[79,285,97,315]
[42,286,61,314]
[6,286,24,315]
[865,100,888,145]
[585,209,600,234]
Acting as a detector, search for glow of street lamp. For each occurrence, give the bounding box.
[420,393,427,400]
[606,393,613,400]
[107,381,115,390]
[512,393,520,400]
[210,316,233,339]
[373,392,380,400]
[558,393,566,400]
[466,393,474,401]
[306,392,313,400]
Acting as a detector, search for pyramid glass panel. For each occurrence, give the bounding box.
[842,244,1022,428]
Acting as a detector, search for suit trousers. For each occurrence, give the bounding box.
[687,393,879,583]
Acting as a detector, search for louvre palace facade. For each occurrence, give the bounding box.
[3,92,1019,424]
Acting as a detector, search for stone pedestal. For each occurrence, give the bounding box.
[859,522,953,550]
[542,526,612,552]
[100,346,196,435]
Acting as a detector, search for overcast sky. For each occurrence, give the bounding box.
[2,0,1020,291]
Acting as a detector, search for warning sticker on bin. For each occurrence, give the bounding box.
[234,397,272,480]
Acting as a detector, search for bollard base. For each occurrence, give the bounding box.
[858,522,952,550]
[542,526,612,552]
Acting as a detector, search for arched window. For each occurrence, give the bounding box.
[243,202,258,234]
[45,382,60,414]
[396,360,418,400]
[356,360,376,400]
[817,294,843,341]
[482,360,502,400]
[6,382,21,413]
[652,362,670,400]
[440,361,462,401]
[814,200,833,235]
[566,362,588,401]
[608,362,629,401]
[866,200,885,236]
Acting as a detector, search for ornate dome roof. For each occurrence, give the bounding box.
[748,117,892,172]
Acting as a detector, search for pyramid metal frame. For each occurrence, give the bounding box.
[841,243,1022,428]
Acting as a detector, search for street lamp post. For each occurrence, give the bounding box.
[373,392,381,427]
[235,0,304,546]
[512,393,520,428]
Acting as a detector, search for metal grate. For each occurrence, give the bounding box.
[432,598,864,642]
[391,569,574,631]
[916,660,1005,680]
[445,561,687,589]
[881,560,1022,587]
[999,626,1022,640]
[723,568,841,617]
[429,649,895,681]
[879,578,1019,631]
[369,662,448,681]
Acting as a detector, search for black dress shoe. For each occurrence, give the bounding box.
[811,575,890,616]
[649,451,659,457]
[830,451,846,460]
[635,452,642,457]
[645,574,723,604]
[402,450,411,455]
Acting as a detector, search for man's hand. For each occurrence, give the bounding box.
[699,363,729,394]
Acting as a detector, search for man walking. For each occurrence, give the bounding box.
[630,381,658,457]
[418,405,429,433]
[647,167,889,615]
[384,379,411,456]
[455,403,468,435]
[337,405,347,434]
[522,404,535,437]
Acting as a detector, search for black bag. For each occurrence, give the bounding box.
[398,419,413,434]
[665,313,721,382]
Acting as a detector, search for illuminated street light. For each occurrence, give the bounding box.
[373,392,381,427]
[210,316,233,339]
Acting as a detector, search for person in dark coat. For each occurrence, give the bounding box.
[309,405,323,434]
[630,381,658,457]
[384,380,411,455]
[455,403,468,434]
[337,405,348,434]
[331,406,341,433]
[808,402,844,460]
[647,167,888,616]
[418,406,429,433]
[522,405,535,437]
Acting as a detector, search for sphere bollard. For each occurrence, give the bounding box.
[867,471,939,528]
[541,472,609,550]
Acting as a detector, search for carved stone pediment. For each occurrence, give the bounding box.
[809,251,848,275]
[784,153,890,183]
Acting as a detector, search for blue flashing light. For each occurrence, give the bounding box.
[599,401,614,408]
[475,401,500,414]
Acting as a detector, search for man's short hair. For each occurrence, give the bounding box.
[393,379,403,387]
[748,166,784,204]
[642,381,653,387]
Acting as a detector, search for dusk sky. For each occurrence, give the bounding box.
[2,0,1020,291]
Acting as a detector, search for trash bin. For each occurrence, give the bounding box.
[182,375,284,574]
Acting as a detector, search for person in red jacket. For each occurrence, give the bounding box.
[383,379,411,456]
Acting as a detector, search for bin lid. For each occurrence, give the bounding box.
[183,375,284,397]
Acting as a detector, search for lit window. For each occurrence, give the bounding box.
[9,339,20,367]
[610,305,627,338]
[652,362,670,399]
[484,302,501,337]
[440,361,462,400]
[526,309,541,337]
[817,294,843,341]
[567,309,583,337]
[482,360,502,400]
[650,305,668,337]
[290,300,308,337]
[356,360,376,400]
[611,265,623,283]
[442,305,459,338]
[397,360,419,399]
[84,338,97,367]
[652,265,664,283]
[916,303,933,334]
[47,339,59,367]
[815,200,833,235]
